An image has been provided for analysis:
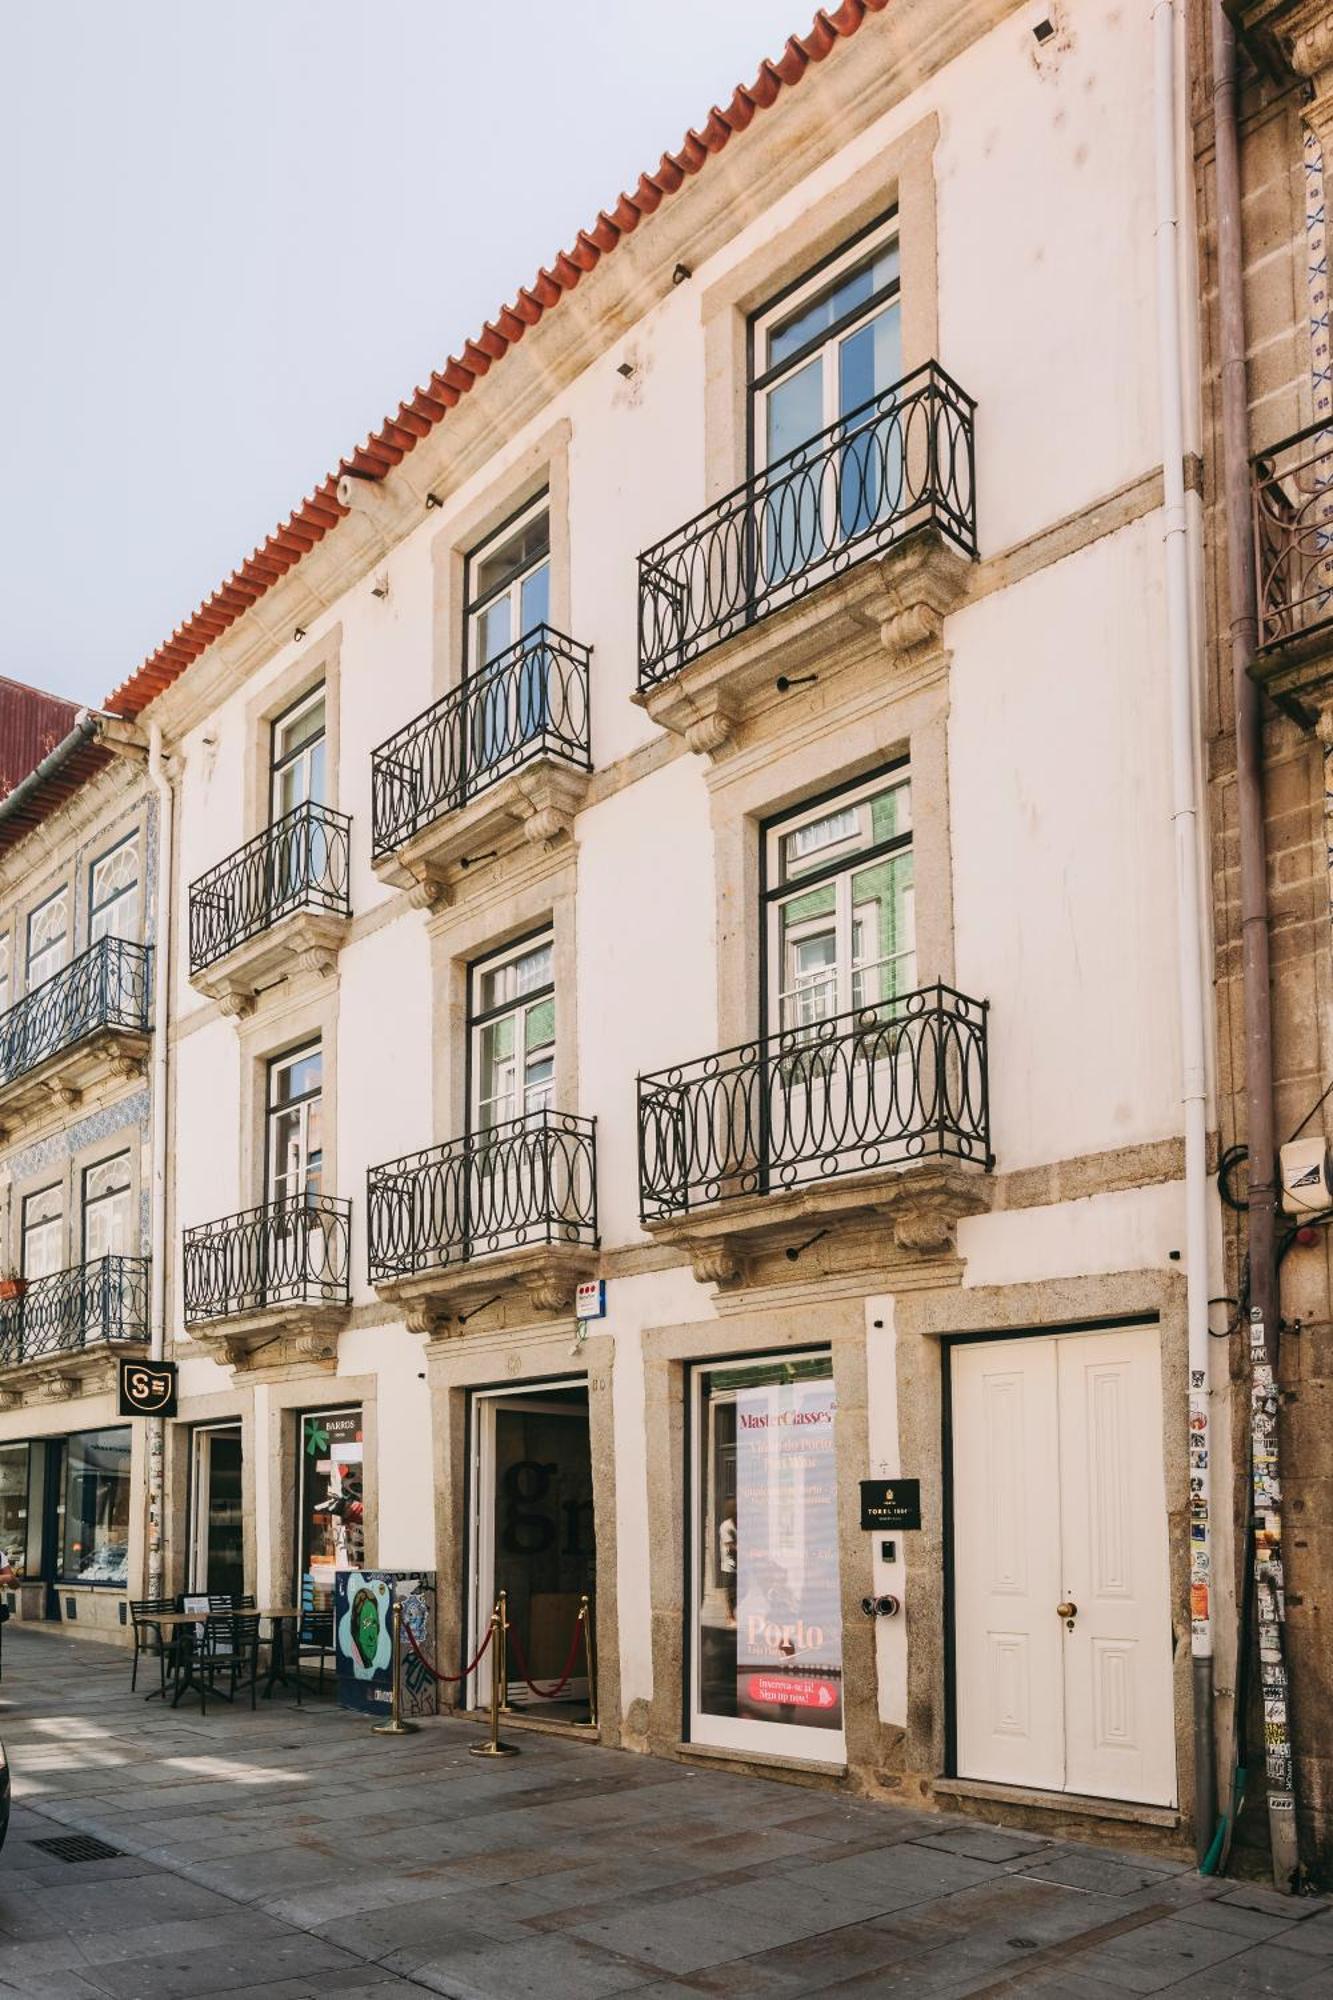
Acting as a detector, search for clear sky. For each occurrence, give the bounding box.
[0,1,811,705]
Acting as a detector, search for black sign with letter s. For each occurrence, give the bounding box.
[118,1357,178,1419]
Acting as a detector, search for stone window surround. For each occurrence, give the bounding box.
[708,678,954,1052]
[236,980,340,1218]
[429,417,573,709]
[240,623,342,842]
[4,1124,146,1276]
[428,857,578,1147]
[7,807,150,1006]
[701,112,940,503]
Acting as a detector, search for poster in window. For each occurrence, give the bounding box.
[733,1377,841,1728]
[301,1411,365,1597]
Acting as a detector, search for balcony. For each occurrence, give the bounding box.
[0,1255,150,1405]
[1250,422,1333,720]
[636,364,977,755]
[371,626,592,904]
[368,1109,598,1330]
[181,1194,352,1368]
[636,985,993,1289]
[188,801,352,1015]
[0,937,151,1135]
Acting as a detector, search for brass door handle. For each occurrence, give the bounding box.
[1056,1601,1077,1620]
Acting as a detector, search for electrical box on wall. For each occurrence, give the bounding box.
[1279,1138,1333,1216]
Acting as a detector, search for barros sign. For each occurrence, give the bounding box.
[117,1357,178,1419]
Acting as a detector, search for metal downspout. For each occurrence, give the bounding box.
[1153,0,1217,1863]
[146,724,174,1602]
[1210,0,1301,1890]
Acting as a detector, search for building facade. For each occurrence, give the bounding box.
[7,0,1283,1866]
[0,708,157,1643]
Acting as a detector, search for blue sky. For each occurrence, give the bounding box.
[0,1,809,703]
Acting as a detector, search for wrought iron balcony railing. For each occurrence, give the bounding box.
[188,801,352,976]
[638,362,977,688]
[371,625,592,862]
[182,1194,351,1326]
[1252,421,1333,656]
[637,984,991,1222]
[0,936,151,1089]
[0,1255,150,1368]
[367,1109,598,1282]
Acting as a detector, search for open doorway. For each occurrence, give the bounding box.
[469,1380,594,1724]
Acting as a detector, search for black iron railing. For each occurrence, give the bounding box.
[0,1255,150,1368]
[637,985,991,1221]
[1252,422,1333,655]
[182,1195,351,1325]
[367,1110,598,1281]
[0,937,151,1089]
[188,802,352,976]
[371,626,592,861]
[638,362,977,687]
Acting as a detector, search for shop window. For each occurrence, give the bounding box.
[299,1407,364,1609]
[58,1426,131,1587]
[26,886,68,991]
[469,933,555,1132]
[764,766,914,1035]
[691,1353,843,1761]
[21,1184,64,1281]
[0,1441,30,1576]
[88,837,141,946]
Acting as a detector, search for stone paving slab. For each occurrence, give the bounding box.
[0,1626,1330,1998]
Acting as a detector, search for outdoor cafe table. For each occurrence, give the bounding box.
[150,1606,308,1708]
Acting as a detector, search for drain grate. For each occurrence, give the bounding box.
[30,1834,124,1864]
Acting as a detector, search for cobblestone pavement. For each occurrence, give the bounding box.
[0,1627,1329,1998]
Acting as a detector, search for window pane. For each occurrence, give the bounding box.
[525,996,555,1056]
[276,693,326,762]
[479,941,552,1014]
[779,778,911,885]
[850,853,916,1009]
[766,357,823,464]
[84,1154,130,1205]
[27,889,68,987]
[838,304,902,419]
[477,596,512,667]
[766,242,898,370]
[696,1359,841,1734]
[0,1442,29,1575]
[475,512,550,602]
[60,1427,131,1586]
[271,1047,322,1107]
[519,561,551,637]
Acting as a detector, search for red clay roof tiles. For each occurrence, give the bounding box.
[103,0,890,722]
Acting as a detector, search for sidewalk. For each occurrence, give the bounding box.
[0,1625,1329,1998]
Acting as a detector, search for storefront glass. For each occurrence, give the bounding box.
[58,1427,131,1586]
[0,1441,30,1573]
[299,1408,365,1614]
[190,1425,245,1596]
[692,1353,843,1759]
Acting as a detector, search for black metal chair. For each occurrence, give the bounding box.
[130,1596,178,1697]
[200,1610,264,1709]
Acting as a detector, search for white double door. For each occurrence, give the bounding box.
[951,1325,1176,1808]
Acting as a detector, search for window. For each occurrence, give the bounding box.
[691,1353,842,1761]
[469,934,555,1132]
[266,1042,323,1207]
[0,1441,30,1576]
[58,1426,131,1586]
[21,1184,64,1281]
[464,500,553,782]
[82,1154,132,1263]
[0,935,10,1017]
[270,686,327,822]
[750,220,902,582]
[765,768,915,1034]
[89,837,140,945]
[299,1407,365,1606]
[26,887,69,991]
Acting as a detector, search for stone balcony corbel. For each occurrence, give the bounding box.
[375,1239,600,1342]
[191,907,350,1018]
[376,759,590,903]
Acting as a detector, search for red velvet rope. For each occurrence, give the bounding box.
[506,1612,585,1701]
[401,1615,495,1686]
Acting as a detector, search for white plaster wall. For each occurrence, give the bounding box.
[958,1180,1190,1288]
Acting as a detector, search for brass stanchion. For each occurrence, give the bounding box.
[372,1600,419,1736]
[580,1593,598,1731]
[497,1589,514,1714]
[470,1602,519,1758]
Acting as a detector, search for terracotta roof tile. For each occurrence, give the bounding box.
[104,0,891,720]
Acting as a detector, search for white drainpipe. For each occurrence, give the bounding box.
[1152,0,1216,1856]
[146,722,174,1600]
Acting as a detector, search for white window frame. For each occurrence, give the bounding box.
[467,932,555,1134]
[270,684,327,823]
[88,836,141,947]
[81,1153,132,1265]
[189,1422,244,1595]
[464,495,552,675]
[26,886,69,992]
[265,1040,323,1208]
[21,1183,64,1281]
